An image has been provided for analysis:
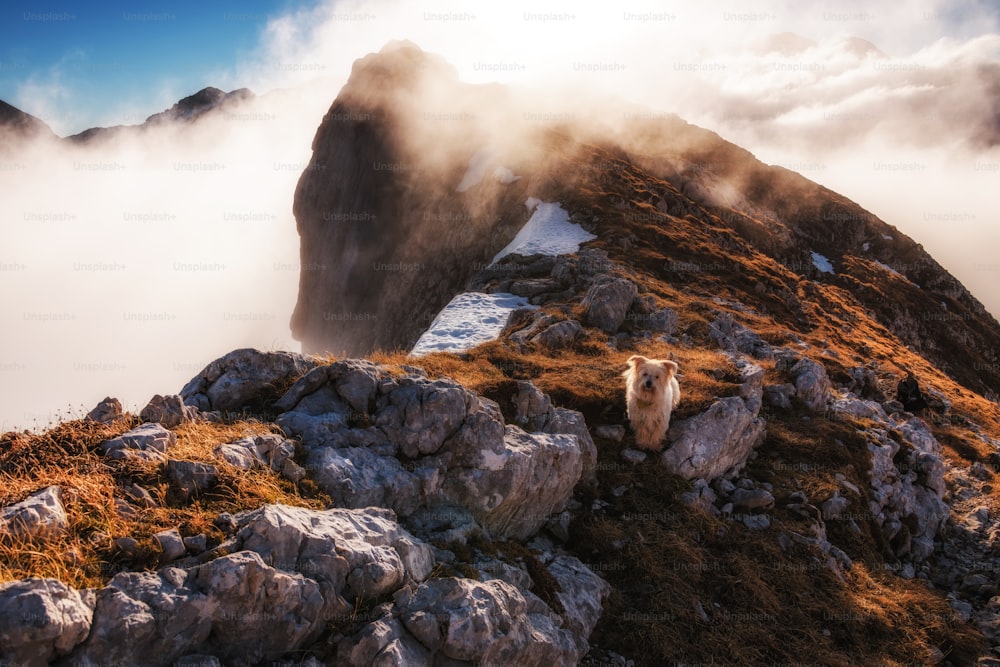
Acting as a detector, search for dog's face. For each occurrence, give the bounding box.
[623,355,678,401]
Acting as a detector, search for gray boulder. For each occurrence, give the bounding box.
[531,319,583,349]
[764,384,796,410]
[72,551,332,666]
[511,380,598,487]
[0,578,94,664]
[581,277,637,333]
[166,460,219,500]
[213,433,295,472]
[662,359,766,482]
[85,397,122,424]
[709,313,774,358]
[236,505,434,602]
[277,363,591,541]
[0,486,68,541]
[154,528,187,562]
[781,354,832,412]
[395,578,579,664]
[98,423,176,462]
[140,394,196,428]
[180,348,318,413]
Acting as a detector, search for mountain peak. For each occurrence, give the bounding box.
[145,86,254,125]
[0,100,57,142]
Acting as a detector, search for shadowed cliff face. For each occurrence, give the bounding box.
[291,42,1000,397]
[290,42,548,356]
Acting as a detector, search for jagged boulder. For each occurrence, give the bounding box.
[662,359,766,481]
[0,486,69,541]
[0,579,94,664]
[71,551,332,666]
[867,418,949,562]
[581,277,638,333]
[140,394,197,428]
[709,313,774,359]
[275,360,591,541]
[180,348,318,413]
[213,434,296,472]
[85,397,123,424]
[97,423,176,462]
[779,354,833,412]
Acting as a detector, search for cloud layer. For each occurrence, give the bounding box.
[1,0,998,429]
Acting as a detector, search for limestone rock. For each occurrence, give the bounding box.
[764,384,796,410]
[0,578,94,664]
[782,355,832,412]
[140,394,197,428]
[236,505,434,602]
[662,360,766,482]
[278,364,589,541]
[72,551,332,665]
[166,460,219,500]
[86,397,122,424]
[98,423,176,462]
[531,319,583,349]
[154,528,187,562]
[581,277,637,333]
[180,348,318,413]
[0,486,69,541]
[395,577,582,664]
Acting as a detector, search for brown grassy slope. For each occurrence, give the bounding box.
[0,416,330,588]
[376,140,999,664]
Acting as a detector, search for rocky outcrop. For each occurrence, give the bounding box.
[0,579,94,664]
[180,348,318,414]
[663,358,766,481]
[274,359,592,541]
[868,417,949,562]
[290,42,533,356]
[1,503,608,666]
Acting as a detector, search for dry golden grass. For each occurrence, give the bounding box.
[0,415,329,588]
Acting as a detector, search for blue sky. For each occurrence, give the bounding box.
[2,0,999,135]
[0,1,308,133]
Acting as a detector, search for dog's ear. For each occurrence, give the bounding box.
[660,360,679,377]
[626,355,646,369]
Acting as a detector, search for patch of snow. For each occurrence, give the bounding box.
[862,242,870,251]
[881,233,893,241]
[457,149,521,192]
[811,252,835,275]
[410,292,534,356]
[491,200,596,265]
[494,165,520,184]
[525,197,542,211]
[456,148,494,192]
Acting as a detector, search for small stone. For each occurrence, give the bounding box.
[167,460,219,500]
[594,425,625,442]
[114,536,138,556]
[741,514,771,530]
[281,459,307,483]
[140,394,196,428]
[124,483,158,508]
[183,534,208,554]
[731,488,775,511]
[622,449,647,465]
[214,512,237,534]
[154,528,186,562]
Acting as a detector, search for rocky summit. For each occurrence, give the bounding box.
[3,41,1000,666]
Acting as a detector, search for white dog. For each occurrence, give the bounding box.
[623,355,681,451]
